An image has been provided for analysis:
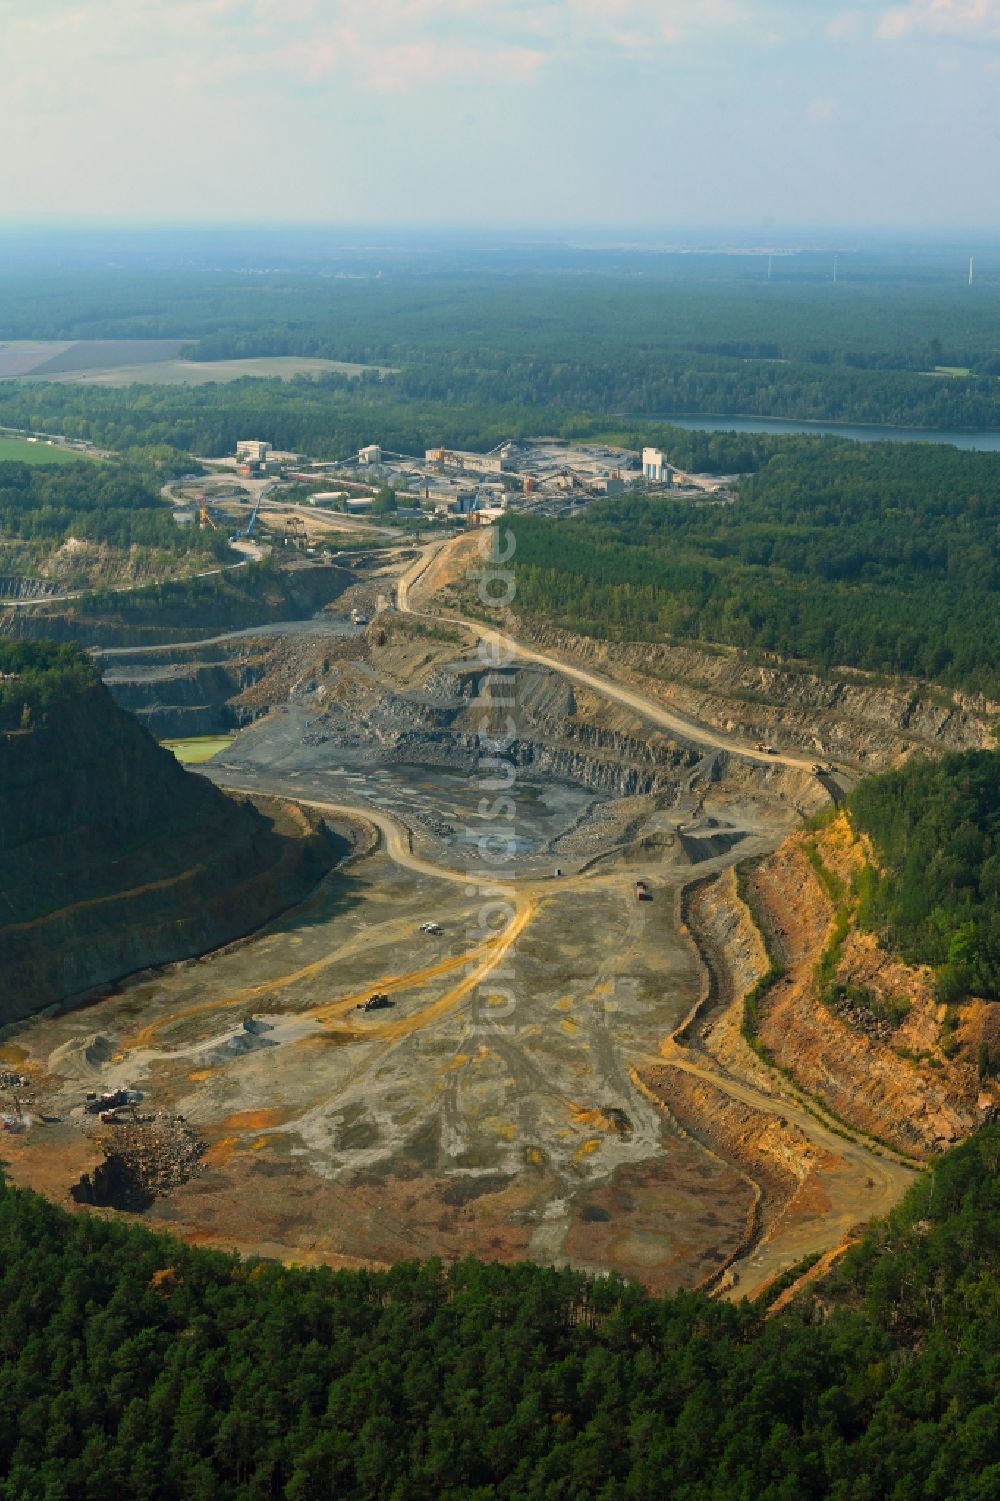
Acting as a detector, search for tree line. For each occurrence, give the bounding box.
[0,640,96,730]
[3,261,999,428]
[504,437,1000,695]
[848,750,1000,1004]
[0,1123,997,1499]
[0,459,228,563]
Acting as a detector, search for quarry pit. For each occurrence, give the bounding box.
[8,545,962,1297]
[2,604,825,1293]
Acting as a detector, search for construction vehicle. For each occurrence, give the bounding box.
[357,992,394,1012]
[635,880,651,902]
[197,499,217,530]
[85,1089,130,1116]
[755,743,777,755]
[420,921,443,935]
[229,486,269,542]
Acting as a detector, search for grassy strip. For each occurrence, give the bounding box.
[736,849,922,1166]
[752,1251,823,1311]
[735,858,787,1063]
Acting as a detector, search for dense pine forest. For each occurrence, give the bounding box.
[504,439,1000,694]
[2,246,1000,430]
[0,1126,997,1499]
[848,751,1000,1004]
[0,459,226,563]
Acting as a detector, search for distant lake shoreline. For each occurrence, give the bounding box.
[625,412,1000,451]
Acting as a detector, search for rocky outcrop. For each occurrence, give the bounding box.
[0,577,59,603]
[0,680,337,1026]
[509,622,996,771]
[735,824,999,1157]
[103,658,264,738]
[2,562,355,649]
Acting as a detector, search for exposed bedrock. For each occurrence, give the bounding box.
[0,681,339,1027]
[103,660,264,738]
[512,622,996,770]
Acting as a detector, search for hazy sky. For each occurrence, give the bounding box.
[2,0,999,230]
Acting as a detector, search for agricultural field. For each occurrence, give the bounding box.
[0,339,390,387]
[0,339,188,378]
[0,435,83,465]
[42,355,392,386]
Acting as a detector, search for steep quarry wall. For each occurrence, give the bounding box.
[737,822,999,1157]
[103,655,265,739]
[231,622,821,812]
[504,621,995,771]
[1,563,356,649]
[0,682,337,1026]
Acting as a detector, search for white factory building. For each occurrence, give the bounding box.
[641,447,671,484]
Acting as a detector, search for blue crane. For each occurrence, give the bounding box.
[230,485,270,542]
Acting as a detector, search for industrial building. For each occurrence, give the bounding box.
[641,447,672,485]
[425,446,515,476]
[236,440,272,463]
[358,444,382,466]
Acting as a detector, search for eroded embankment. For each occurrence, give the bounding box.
[741,818,999,1158]
[493,621,996,773]
[638,812,999,1298]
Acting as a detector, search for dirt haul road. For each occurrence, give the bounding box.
[396,538,822,775]
[394,536,910,1297]
[649,1042,918,1298]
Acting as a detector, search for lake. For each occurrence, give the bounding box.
[639,414,1000,451]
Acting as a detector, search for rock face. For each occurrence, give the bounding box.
[102,647,265,739]
[513,622,996,771]
[738,822,1000,1157]
[0,681,335,1026]
[2,562,355,649]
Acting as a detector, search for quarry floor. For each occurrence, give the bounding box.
[2,735,798,1295]
[2,538,926,1297]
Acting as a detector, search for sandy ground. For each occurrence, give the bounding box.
[3,757,771,1294]
[0,541,921,1296]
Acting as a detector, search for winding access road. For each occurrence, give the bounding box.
[396,537,822,774]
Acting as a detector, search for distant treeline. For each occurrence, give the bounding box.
[848,751,1000,1004]
[0,375,915,479]
[503,438,1000,695]
[0,1124,998,1499]
[2,266,999,427]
